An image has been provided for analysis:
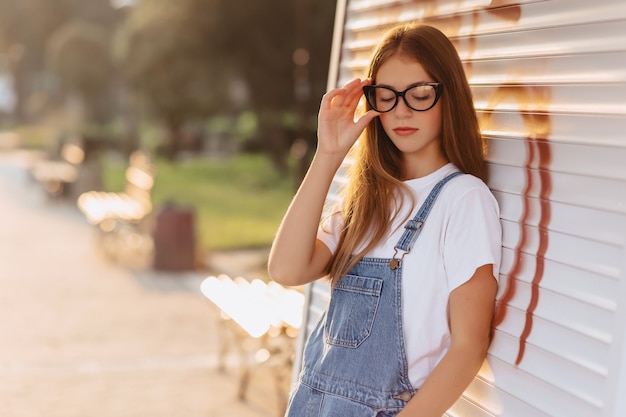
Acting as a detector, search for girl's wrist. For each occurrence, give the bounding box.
[311,151,346,173]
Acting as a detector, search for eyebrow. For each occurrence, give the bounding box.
[372,81,435,89]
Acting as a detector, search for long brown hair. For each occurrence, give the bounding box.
[325,23,486,284]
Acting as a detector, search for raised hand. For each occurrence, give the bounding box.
[316,78,380,159]
[268,80,379,286]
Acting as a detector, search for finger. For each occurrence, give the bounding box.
[347,78,373,107]
[320,88,345,111]
[354,109,380,130]
[344,78,367,98]
[346,86,367,112]
[324,79,363,109]
[342,78,363,90]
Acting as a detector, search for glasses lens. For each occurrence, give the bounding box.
[405,84,437,111]
[366,87,396,112]
[365,84,439,112]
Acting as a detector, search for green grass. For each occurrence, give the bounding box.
[102,153,295,251]
[13,125,57,149]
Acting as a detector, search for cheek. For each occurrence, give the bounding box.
[435,113,443,135]
[378,114,394,136]
[428,108,443,136]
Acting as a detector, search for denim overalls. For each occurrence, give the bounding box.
[285,172,462,417]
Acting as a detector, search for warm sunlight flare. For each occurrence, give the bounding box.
[200,275,304,339]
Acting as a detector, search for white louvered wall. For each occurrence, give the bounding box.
[293,1,626,416]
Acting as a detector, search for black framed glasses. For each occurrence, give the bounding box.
[362,82,443,113]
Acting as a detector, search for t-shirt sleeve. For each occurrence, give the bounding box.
[317,212,344,254]
[443,186,502,292]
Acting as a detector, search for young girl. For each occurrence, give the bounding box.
[268,23,502,417]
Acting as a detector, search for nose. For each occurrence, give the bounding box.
[393,96,413,118]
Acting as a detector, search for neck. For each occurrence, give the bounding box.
[402,155,449,180]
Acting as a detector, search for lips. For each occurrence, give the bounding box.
[393,127,418,136]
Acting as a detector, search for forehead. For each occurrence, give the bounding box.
[375,54,433,88]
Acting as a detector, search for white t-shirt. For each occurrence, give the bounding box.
[317,163,502,388]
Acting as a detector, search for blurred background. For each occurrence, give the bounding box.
[0,0,336,416]
[0,0,336,253]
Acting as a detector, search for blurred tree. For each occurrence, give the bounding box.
[0,0,70,121]
[0,0,120,123]
[118,0,229,159]
[117,0,335,163]
[0,0,336,167]
[46,20,114,124]
[212,0,336,175]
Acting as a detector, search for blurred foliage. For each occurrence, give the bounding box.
[0,0,121,122]
[116,0,226,158]
[47,20,115,124]
[0,0,336,168]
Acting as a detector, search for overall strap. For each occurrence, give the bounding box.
[389,171,463,270]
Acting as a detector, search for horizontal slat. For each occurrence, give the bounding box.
[479,355,604,417]
[341,52,626,86]
[481,112,626,147]
[501,220,622,279]
[455,369,552,417]
[493,190,626,246]
[487,341,605,416]
[466,54,626,86]
[474,85,626,116]
[499,248,619,311]
[496,305,611,375]
[497,276,614,343]
[447,395,497,417]
[346,0,626,30]
[489,164,626,214]
[480,0,626,36]
[457,20,626,61]
[310,281,330,305]
[346,0,626,35]
[304,281,331,335]
[487,137,626,181]
[349,0,528,15]
[340,6,626,71]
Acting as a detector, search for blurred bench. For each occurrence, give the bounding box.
[200,274,304,416]
[77,150,155,261]
[31,141,85,198]
[77,150,155,230]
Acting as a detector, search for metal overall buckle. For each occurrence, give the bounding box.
[389,247,409,270]
[389,220,422,270]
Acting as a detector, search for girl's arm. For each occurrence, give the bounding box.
[268,78,379,287]
[397,264,498,417]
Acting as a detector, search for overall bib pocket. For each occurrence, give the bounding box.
[324,275,383,348]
